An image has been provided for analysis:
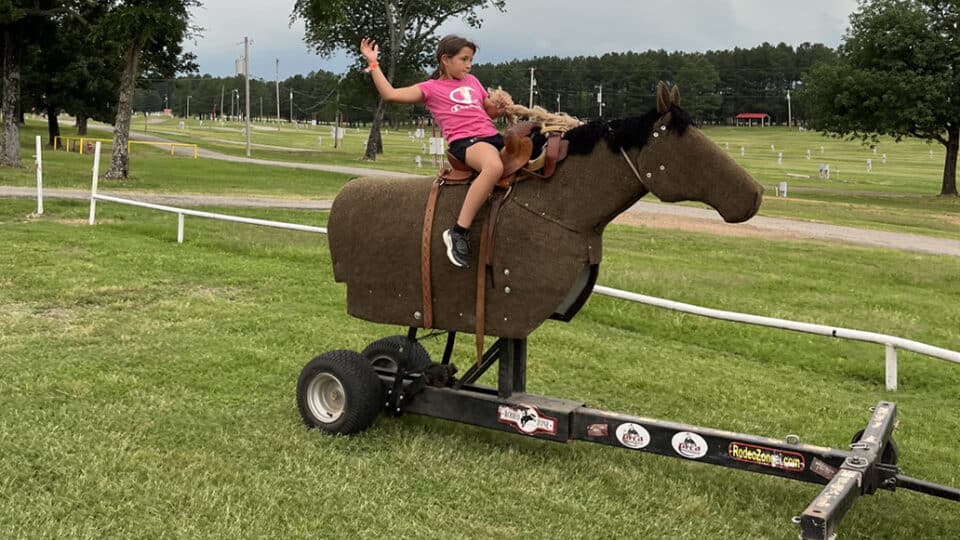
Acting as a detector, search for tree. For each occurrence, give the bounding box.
[292,0,506,161]
[103,0,199,180]
[0,0,76,167]
[678,56,720,121]
[22,0,119,145]
[802,0,959,196]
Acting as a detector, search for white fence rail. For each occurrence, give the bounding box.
[87,142,327,240]
[80,141,959,391]
[592,285,960,391]
[90,193,328,240]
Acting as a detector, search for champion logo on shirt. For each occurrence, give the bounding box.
[449,86,481,112]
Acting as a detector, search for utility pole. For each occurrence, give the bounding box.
[259,96,263,121]
[186,95,191,119]
[230,90,235,118]
[528,67,536,108]
[290,90,293,125]
[786,90,793,128]
[220,86,224,122]
[597,84,603,118]
[244,36,251,157]
[275,59,280,124]
[334,79,341,149]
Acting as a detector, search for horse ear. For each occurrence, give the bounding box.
[657,81,670,114]
[670,85,681,107]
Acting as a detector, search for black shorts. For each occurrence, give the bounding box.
[447,134,504,163]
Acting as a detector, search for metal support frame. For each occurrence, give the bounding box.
[377,332,959,539]
[446,336,527,397]
[497,338,526,398]
[385,327,422,415]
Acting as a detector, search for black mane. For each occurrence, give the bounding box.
[563,105,693,155]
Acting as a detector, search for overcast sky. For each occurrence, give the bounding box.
[188,0,860,80]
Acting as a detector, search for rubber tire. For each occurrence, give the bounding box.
[361,336,433,373]
[850,429,899,465]
[297,350,382,435]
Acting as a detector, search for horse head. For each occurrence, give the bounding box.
[637,82,762,223]
[562,81,763,225]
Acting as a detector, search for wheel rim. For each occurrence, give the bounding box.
[369,354,398,372]
[305,373,346,423]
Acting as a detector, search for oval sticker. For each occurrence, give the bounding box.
[672,431,708,459]
[615,423,651,449]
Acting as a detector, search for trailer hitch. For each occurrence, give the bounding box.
[797,401,958,539]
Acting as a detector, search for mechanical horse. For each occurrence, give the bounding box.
[297,82,960,540]
[326,82,762,339]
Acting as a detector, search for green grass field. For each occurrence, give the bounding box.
[2,195,959,538]
[2,115,959,537]
[72,115,959,193]
[6,117,959,240]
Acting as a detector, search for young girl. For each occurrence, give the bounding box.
[360,34,506,268]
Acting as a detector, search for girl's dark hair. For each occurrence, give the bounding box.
[429,35,477,79]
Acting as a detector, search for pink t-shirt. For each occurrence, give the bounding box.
[417,74,499,143]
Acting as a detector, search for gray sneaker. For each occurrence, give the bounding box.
[442,228,471,268]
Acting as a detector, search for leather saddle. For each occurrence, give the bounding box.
[439,122,569,187]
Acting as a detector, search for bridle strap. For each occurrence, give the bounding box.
[620,147,648,190]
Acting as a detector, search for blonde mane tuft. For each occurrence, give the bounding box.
[487,87,583,133]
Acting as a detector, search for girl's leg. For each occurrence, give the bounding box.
[457,142,504,228]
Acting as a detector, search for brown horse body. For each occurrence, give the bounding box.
[328,83,763,339]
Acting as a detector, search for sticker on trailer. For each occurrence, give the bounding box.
[810,458,838,481]
[672,431,708,459]
[728,442,805,472]
[497,405,557,436]
[615,423,651,449]
[586,423,609,438]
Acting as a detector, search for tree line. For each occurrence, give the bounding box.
[132,41,836,131]
[3,0,957,194]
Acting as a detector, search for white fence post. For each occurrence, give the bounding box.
[177,213,184,244]
[886,344,898,391]
[88,142,101,225]
[35,136,43,215]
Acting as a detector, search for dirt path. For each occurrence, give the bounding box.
[15,126,959,256]
[5,186,960,257]
[615,201,960,257]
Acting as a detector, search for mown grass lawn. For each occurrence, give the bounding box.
[63,115,953,195]
[2,198,958,538]
[7,119,959,241]
[2,124,354,199]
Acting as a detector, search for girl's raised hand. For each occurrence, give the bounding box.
[360,38,379,64]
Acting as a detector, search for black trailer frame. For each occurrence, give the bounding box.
[299,329,960,540]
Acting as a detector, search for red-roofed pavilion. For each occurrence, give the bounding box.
[735,113,770,127]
